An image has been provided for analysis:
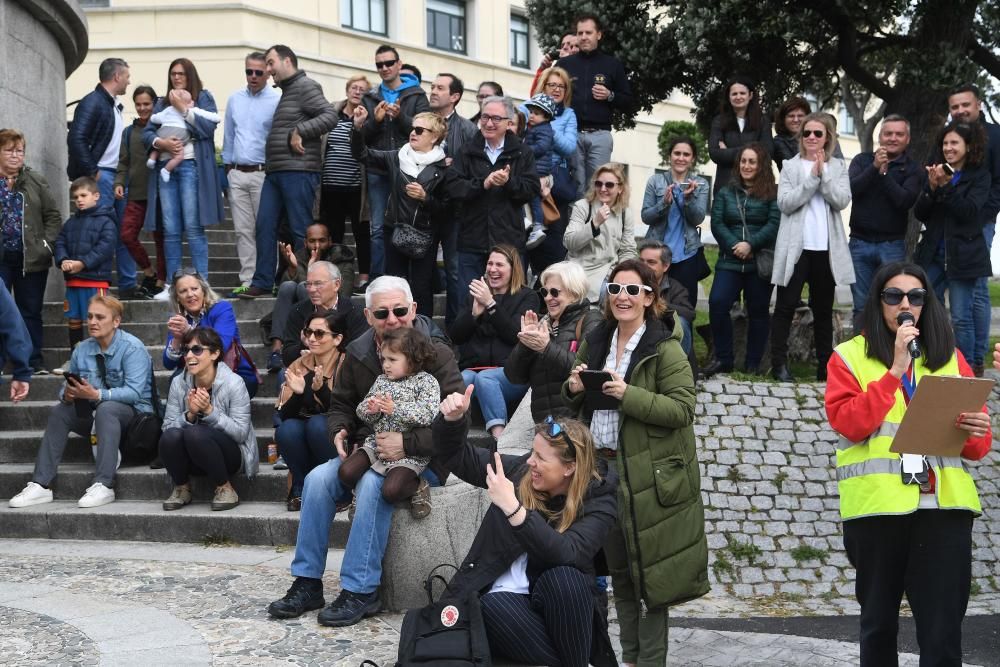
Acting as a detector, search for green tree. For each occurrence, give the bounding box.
[657,120,709,167]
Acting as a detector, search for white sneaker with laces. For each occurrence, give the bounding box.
[9,482,54,508]
[526,229,547,249]
[152,287,171,301]
[78,482,115,508]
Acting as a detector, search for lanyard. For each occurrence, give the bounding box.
[900,362,916,405]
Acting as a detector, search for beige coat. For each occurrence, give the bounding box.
[564,199,638,301]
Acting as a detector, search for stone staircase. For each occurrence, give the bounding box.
[0,209,491,546]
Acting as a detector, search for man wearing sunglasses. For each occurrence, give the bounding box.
[359,44,430,281]
[450,96,541,306]
[268,275,463,627]
[222,51,280,295]
[241,44,338,299]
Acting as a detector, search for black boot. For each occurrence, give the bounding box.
[771,365,794,382]
[267,577,325,618]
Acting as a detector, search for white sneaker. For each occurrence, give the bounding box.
[526,229,547,249]
[152,287,171,301]
[9,482,54,508]
[51,360,72,376]
[78,482,115,508]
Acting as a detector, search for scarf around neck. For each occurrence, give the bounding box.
[397,143,445,178]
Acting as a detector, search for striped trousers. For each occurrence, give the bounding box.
[480,565,594,667]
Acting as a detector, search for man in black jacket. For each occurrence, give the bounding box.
[67,58,140,299]
[557,13,633,189]
[242,45,338,299]
[949,83,1000,375]
[361,45,430,280]
[451,97,540,310]
[847,115,923,333]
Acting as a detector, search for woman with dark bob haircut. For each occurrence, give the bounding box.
[825,261,991,665]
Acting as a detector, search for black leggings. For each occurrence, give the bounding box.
[770,249,836,368]
[337,449,420,503]
[159,425,241,486]
[480,565,594,667]
[321,185,366,269]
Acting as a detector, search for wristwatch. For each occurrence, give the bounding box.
[607,91,615,103]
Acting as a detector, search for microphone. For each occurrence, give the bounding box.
[896,312,921,359]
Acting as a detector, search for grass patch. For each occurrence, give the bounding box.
[726,466,745,483]
[791,545,829,564]
[712,552,734,578]
[726,535,763,566]
[773,470,789,492]
[989,278,1000,307]
[970,580,982,596]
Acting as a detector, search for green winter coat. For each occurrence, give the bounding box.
[710,185,780,274]
[6,166,62,273]
[563,314,709,609]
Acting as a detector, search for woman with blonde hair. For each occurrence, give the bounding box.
[350,108,456,316]
[771,111,854,382]
[432,387,618,667]
[564,163,637,301]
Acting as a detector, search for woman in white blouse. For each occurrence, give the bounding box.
[770,112,854,382]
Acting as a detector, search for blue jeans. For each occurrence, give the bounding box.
[709,268,774,369]
[457,251,489,312]
[971,223,995,366]
[925,255,978,364]
[849,237,906,330]
[290,456,440,593]
[276,414,334,497]
[98,167,135,289]
[251,171,320,291]
[440,218,461,326]
[158,159,207,280]
[679,316,693,356]
[0,261,46,368]
[367,171,391,278]
[462,368,528,431]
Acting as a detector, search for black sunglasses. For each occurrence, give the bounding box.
[180,344,213,356]
[411,126,431,136]
[371,305,410,320]
[302,327,335,340]
[607,283,652,296]
[375,58,399,70]
[881,287,927,307]
[539,287,562,299]
[245,68,265,77]
[543,416,576,458]
[594,180,619,190]
[802,129,825,138]
[172,267,201,282]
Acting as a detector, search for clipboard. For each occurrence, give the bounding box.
[889,375,995,456]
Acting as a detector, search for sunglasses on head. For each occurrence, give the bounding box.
[539,287,562,299]
[171,267,200,282]
[607,283,652,296]
[375,58,399,70]
[881,287,927,307]
[371,305,411,320]
[411,126,432,136]
[180,344,212,356]
[802,129,825,138]
[245,68,265,77]
[302,327,335,340]
[594,180,619,190]
[543,416,576,457]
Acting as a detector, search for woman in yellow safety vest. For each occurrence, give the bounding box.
[825,261,991,666]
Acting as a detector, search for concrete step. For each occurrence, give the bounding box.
[41,296,278,324]
[0,397,280,429]
[0,499,348,546]
[0,462,290,503]
[41,319,268,349]
[22,370,283,402]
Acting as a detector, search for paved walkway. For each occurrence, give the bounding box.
[0,539,995,666]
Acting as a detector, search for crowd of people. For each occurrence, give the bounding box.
[0,8,998,666]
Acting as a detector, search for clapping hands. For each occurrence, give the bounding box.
[517,310,550,352]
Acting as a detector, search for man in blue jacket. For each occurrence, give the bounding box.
[0,276,31,402]
[66,58,140,299]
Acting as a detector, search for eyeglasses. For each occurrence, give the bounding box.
[171,267,201,282]
[480,114,509,126]
[881,287,926,307]
[607,283,652,297]
[375,58,399,70]
[543,416,576,457]
[180,344,211,356]
[302,327,334,340]
[539,287,563,299]
[544,82,567,91]
[411,126,432,136]
[245,68,265,77]
[1,148,25,156]
[802,129,825,138]
[304,280,330,289]
[170,71,186,77]
[348,85,368,94]
[594,180,619,190]
[371,305,411,320]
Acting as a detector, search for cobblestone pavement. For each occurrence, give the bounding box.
[0,539,994,666]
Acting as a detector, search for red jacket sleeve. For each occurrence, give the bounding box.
[825,353,901,443]
[955,351,992,461]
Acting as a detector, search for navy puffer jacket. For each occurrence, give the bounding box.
[54,205,117,282]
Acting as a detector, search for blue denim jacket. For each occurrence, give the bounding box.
[64,329,154,413]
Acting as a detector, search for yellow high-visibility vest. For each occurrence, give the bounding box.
[833,335,982,520]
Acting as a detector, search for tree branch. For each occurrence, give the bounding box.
[968,40,1000,80]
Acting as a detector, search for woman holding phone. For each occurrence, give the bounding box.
[563,258,708,666]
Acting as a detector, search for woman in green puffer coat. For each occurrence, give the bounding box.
[563,258,708,666]
[704,142,780,375]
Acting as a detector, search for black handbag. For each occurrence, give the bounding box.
[395,564,492,667]
[737,189,774,282]
[391,221,435,259]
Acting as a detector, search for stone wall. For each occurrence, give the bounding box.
[697,376,1000,600]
